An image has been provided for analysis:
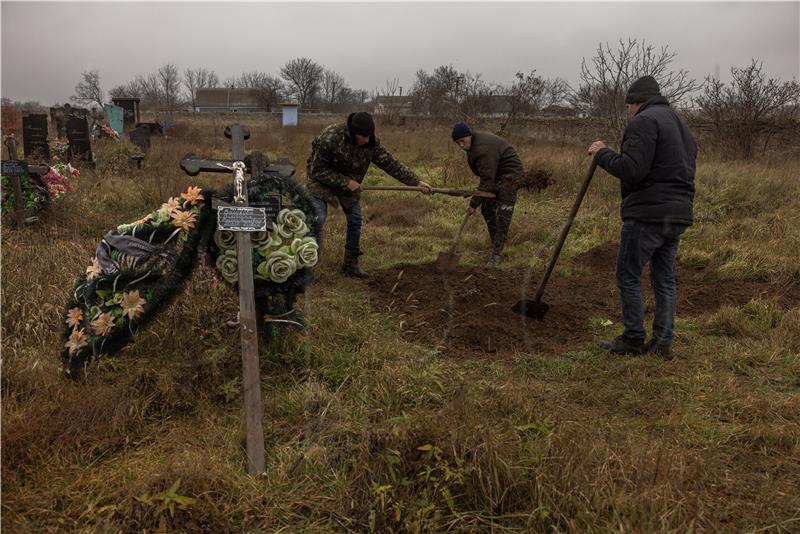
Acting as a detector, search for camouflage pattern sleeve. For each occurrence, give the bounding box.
[308,132,351,189]
[371,143,420,186]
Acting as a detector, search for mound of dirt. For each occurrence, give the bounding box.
[366,243,799,357]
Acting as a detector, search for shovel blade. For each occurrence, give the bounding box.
[435,251,460,273]
[511,299,550,320]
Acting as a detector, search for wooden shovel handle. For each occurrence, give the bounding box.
[532,158,598,303]
[449,211,472,254]
[361,185,496,198]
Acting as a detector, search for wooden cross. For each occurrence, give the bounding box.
[180,124,267,474]
[2,135,50,228]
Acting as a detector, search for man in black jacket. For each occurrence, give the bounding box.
[452,123,524,267]
[587,76,697,359]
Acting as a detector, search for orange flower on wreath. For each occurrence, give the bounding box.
[182,186,204,206]
[171,209,197,231]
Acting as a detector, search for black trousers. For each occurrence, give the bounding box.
[480,198,516,256]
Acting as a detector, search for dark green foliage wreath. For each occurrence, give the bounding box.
[60,171,321,376]
[209,173,322,337]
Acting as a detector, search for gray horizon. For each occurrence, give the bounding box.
[2,1,798,106]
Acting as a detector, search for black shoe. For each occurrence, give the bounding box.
[341,248,369,279]
[598,335,645,355]
[642,338,673,360]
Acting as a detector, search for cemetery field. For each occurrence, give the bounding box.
[3,114,800,532]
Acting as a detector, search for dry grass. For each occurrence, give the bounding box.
[2,113,800,532]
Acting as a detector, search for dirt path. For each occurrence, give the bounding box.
[366,243,799,357]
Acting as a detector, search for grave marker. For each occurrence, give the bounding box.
[104,104,125,137]
[22,114,50,161]
[66,116,92,162]
[180,125,267,474]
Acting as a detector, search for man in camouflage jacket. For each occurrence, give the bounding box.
[306,112,432,278]
[451,123,524,267]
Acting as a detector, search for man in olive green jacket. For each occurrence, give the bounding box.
[452,123,523,266]
[306,112,432,278]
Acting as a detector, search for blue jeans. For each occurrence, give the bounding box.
[616,220,687,345]
[310,196,362,252]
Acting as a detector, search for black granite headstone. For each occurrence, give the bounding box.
[22,114,50,161]
[66,116,92,162]
[129,125,151,153]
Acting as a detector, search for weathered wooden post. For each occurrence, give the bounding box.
[180,125,267,474]
[2,135,49,228]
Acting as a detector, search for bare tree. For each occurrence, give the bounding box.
[571,38,700,138]
[320,69,348,109]
[280,57,324,108]
[71,70,105,109]
[184,67,219,109]
[158,63,181,108]
[696,59,800,159]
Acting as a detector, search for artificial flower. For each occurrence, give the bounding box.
[216,249,239,283]
[171,210,197,230]
[66,307,83,328]
[90,312,116,336]
[86,257,102,279]
[290,237,319,268]
[161,197,181,214]
[182,186,204,206]
[214,230,237,250]
[276,209,308,238]
[120,290,146,320]
[262,250,297,283]
[65,328,88,355]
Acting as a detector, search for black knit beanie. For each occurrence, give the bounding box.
[625,76,661,104]
[348,112,375,137]
[451,122,472,141]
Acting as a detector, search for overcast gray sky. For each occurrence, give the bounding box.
[2,1,798,105]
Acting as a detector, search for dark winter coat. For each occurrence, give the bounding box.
[466,131,524,208]
[595,96,697,225]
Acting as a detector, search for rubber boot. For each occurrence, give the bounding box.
[341,248,369,279]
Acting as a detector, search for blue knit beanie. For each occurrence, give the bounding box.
[451,122,472,141]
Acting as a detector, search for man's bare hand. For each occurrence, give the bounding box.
[346,179,362,192]
[587,140,607,156]
[466,205,477,215]
[418,181,433,194]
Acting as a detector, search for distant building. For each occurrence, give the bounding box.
[374,96,414,115]
[195,88,266,112]
[540,104,579,118]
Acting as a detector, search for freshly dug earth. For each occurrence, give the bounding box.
[367,242,799,357]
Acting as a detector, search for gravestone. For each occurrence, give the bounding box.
[104,104,124,136]
[22,114,50,161]
[66,116,92,162]
[129,125,151,153]
[135,122,164,136]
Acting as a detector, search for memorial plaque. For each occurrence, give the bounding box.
[66,116,92,161]
[1,160,28,177]
[22,114,50,161]
[250,195,282,224]
[217,206,267,232]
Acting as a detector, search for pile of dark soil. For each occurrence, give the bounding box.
[366,243,799,357]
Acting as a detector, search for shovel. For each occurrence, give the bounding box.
[361,185,496,199]
[436,211,472,272]
[512,158,598,320]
